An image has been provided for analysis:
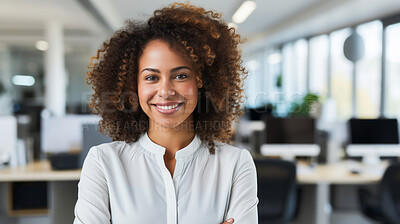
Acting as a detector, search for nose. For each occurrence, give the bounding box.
[158,79,176,98]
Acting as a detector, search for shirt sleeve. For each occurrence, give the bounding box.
[74,147,111,224]
[225,149,259,224]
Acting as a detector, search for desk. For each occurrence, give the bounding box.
[0,161,80,224]
[295,160,386,224]
[0,160,386,224]
[0,161,80,182]
[297,161,385,184]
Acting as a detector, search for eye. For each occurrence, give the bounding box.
[145,75,158,81]
[175,74,188,80]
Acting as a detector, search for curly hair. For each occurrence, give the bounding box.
[87,2,247,153]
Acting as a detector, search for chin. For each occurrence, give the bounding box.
[152,115,194,130]
[155,120,184,130]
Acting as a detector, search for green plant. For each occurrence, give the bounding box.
[275,74,282,88]
[289,93,320,116]
[0,81,5,95]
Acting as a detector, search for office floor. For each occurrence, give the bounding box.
[0,216,50,224]
[331,212,378,224]
[290,184,379,224]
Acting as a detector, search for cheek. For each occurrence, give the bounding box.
[137,84,154,107]
[180,83,198,106]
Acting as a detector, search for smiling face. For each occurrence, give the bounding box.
[137,39,198,130]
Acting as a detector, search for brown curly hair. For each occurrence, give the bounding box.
[87,2,247,153]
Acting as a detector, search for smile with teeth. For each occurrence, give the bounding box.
[156,104,180,110]
[152,103,184,114]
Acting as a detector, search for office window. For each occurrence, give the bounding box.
[244,53,264,108]
[355,20,382,118]
[265,49,282,96]
[330,28,353,120]
[282,42,295,110]
[266,48,284,114]
[261,50,269,105]
[293,39,308,97]
[385,23,400,118]
[281,40,308,115]
[309,35,329,98]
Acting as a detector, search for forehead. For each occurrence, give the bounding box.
[139,39,193,69]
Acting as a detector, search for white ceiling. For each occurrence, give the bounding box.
[108,0,323,39]
[0,0,105,49]
[244,0,400,52]
[1,0,400,52]
[0,0,97,30]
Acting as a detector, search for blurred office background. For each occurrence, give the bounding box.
[1,0,400,224]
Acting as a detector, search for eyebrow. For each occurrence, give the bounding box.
[140,66,192,74]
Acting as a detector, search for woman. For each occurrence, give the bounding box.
[74,2,258,224]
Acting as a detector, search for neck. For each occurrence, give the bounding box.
[147,117,195,157]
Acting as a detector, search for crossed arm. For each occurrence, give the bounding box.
[223,149,259,223]
[74,147,258,224]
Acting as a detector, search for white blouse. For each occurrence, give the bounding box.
[73,133,258,224]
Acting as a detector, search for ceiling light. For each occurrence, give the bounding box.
[12,75,35,86]
[232,1,257,24]
[35,40,49,51]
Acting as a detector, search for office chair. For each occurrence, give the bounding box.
[254,158,297,224]
[358,163,400,224]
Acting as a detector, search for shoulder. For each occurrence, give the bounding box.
[208,142,256,184]
[83,141,143,176]
[212,142,253,165]
[88,141,140,160]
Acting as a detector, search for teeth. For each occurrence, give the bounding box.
[156,104,180,110]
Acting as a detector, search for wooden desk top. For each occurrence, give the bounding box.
[0,160,81,182]
[0,160,386,184]
[296,160,386,185]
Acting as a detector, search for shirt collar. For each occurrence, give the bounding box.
[139,132,202,159]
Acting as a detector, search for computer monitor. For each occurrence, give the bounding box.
[261,117,320,160]
[0,116,17,165]
[346,118,400,165]
[41,115,100,153]
[80,124,112,167]
[349,118,399,144]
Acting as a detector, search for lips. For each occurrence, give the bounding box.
[155,103,180,110]
[151,102,184,114]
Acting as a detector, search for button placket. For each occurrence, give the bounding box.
[173,158,184,195]
[157,154,177,224]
